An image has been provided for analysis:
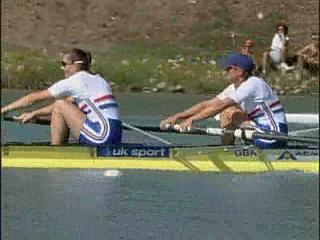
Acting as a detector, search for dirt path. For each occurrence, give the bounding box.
[2,0,318,51]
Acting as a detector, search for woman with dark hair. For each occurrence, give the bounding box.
[1,48,122,146]
[262,22,294,74]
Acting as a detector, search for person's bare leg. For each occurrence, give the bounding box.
[220,106,248,145]
[296,55,304,79]
[262,51,269,74]
[280,47,286,64]
[50,99,86,145]
[281,47,293,68]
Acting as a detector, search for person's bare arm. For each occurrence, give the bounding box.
[13,96,75,124]
[1,90,53,114]
[14,104,54,124]
[297,44,311,56]
[178,97,235,131]
[160,98,216,129]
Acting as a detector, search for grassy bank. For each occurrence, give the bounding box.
[1,44,318,95]
[1,44,230,94]
[2,0,318,95]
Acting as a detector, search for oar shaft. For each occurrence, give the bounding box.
[3,116,50,125]
[3,116,318,144]
[189,126,319,144]
[4,115,165,132]
[122,125,167,132]
[3,115,177,133]
[122,123,172,145]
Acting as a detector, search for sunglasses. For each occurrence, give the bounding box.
[61,60,84,68]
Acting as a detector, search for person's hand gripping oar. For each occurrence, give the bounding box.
[12,112,36,124]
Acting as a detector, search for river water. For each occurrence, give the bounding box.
[1,90,319,240]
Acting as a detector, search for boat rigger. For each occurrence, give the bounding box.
[2,144,319,173]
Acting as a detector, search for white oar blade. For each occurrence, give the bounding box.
[286,113,319,124]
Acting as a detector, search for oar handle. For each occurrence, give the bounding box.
[3,116,51,125]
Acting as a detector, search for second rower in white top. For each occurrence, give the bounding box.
[160,53,288,148]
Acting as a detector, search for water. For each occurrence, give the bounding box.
[2,170,319,240]
[1,90,319,240]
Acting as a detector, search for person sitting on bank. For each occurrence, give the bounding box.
[240,39,263,75]
[1,48,122,146]
[296,32,319,72]
[240,39,254,57]
[262,22,294,74]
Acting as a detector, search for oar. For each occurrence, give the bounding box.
[122,122,172,145]
[3,115,51,125]
[3,115,163,131]
[176,125,319,144]
[3,115,171,132]
[132,123,319,144]
[3,115,172,145]
[4,116,318,144]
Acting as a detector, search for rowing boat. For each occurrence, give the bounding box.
[2,144,319,173]
[2,112,318,173]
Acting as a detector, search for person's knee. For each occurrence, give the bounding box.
[231,111,249,126]
[220,108,234,128]
[52,99,68,113]
[220,106,248,129]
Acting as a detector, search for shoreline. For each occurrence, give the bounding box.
[2,46,319,96]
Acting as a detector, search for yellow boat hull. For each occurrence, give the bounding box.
[1,145,319,173]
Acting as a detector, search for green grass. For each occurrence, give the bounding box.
[2,43,318,95]
[1,44,229,94]
[1,49,63,89]
[180,0,235,49]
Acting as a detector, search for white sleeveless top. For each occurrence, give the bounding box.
[271,33,286,52]
[217,76,287,131]
[48,71,120,121]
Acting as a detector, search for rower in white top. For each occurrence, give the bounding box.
[1,48,122,146]
[160,53,288,148]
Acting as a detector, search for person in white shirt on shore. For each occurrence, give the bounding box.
[1,48,122,146]
[262,22,295,74]
[160,53,288,148]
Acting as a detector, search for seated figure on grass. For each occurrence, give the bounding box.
[240,39,255,57]
[240,39,263,76]
[262,22,295,74]
[296,32,319,74]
